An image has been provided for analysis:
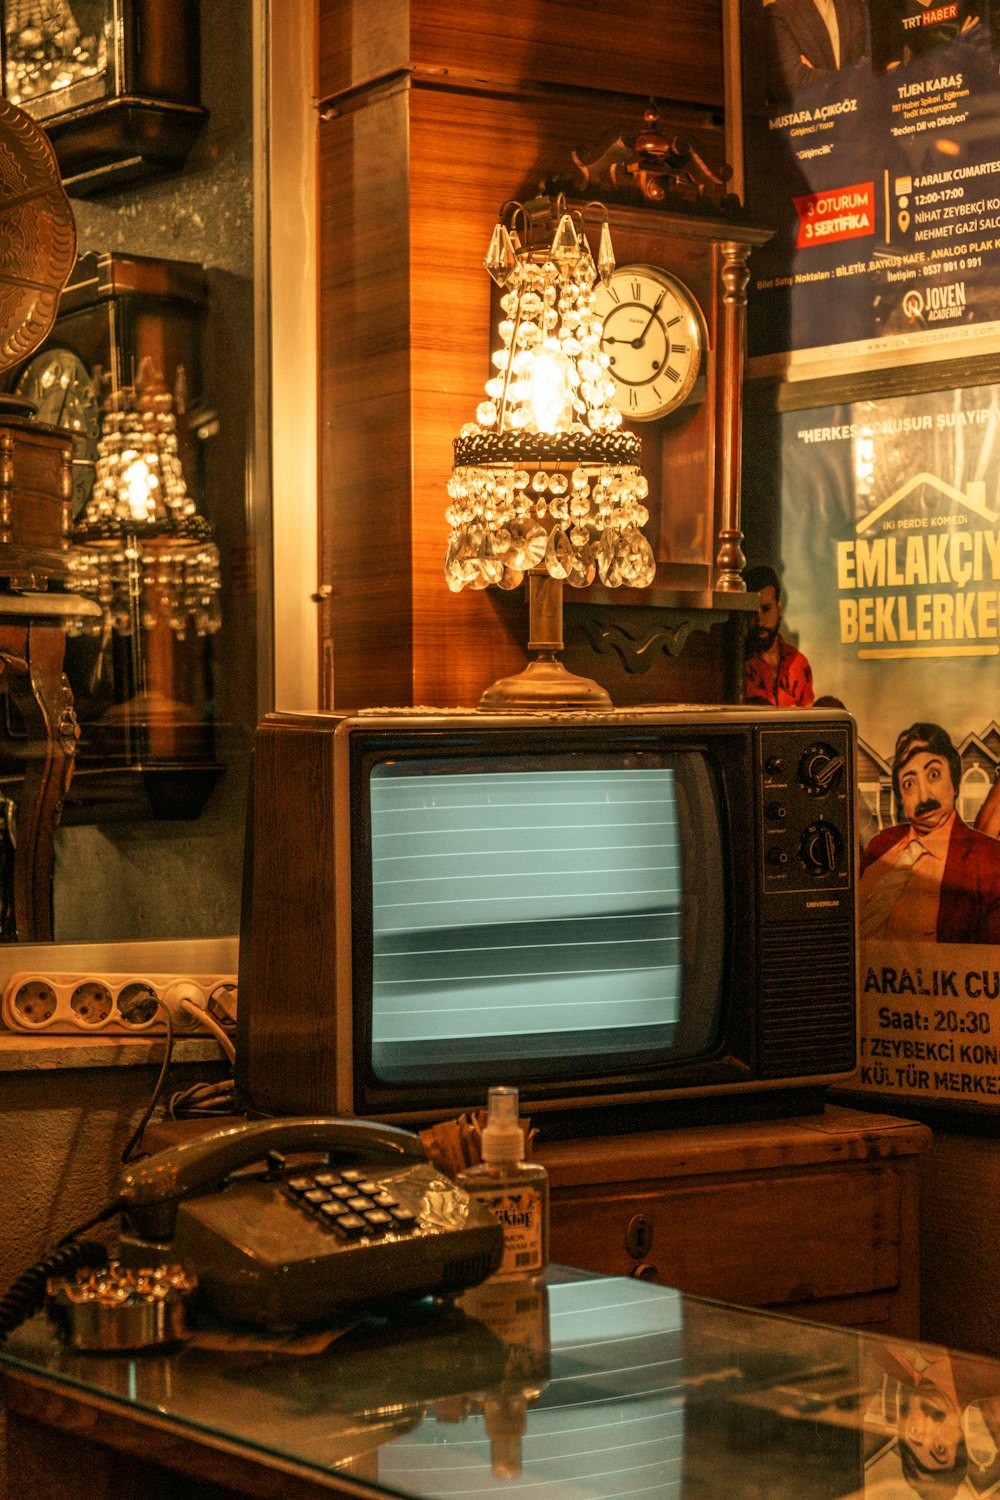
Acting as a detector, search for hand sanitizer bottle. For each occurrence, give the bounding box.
[458,1086,549,1281]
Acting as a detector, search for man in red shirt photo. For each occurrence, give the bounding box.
[744,564,815,708]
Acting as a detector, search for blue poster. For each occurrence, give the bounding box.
[741,0,1000,375]
[776,382,1000,1106]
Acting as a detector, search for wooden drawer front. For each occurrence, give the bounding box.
[549,1166,902,1309]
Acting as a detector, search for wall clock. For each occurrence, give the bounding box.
[593,263,704,421]
[2,0,207,196]
[14,348,100,517]
[547,119,773,604]
[4,250,207,506]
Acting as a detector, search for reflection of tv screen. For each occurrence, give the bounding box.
[237,705,858,1133]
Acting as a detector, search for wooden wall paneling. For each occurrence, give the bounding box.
[319,82,415,709]
[318,0,725,112]
[322,76,723,709]
[406,85,688,705]
[318,0,735,709]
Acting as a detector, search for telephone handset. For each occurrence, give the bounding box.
[118,1117,504,1330]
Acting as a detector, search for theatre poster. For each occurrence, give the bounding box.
[737,0,1000,377]
[737,1,1000,1111]
[769,383,1000,1112]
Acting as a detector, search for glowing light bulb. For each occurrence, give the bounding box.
[124,457,154,520]
[527,349,573,433]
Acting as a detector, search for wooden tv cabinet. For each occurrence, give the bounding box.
[535,1105,931,1337]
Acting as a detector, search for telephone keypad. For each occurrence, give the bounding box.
[283,1164,421,1244]
[336,1213,367,1236]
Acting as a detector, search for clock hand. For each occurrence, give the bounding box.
[55,375,71,428]
[632,290,666,348]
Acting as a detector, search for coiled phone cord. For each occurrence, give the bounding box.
[0,1201,120,1340]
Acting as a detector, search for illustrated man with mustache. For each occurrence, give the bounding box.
[860,721,1000,943]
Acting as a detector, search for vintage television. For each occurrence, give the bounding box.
[235,705,858,1133]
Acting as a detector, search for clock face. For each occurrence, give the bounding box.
[593,265,704,421]
[16,348,101,516]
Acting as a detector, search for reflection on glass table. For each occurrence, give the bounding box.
[4,1266,1000,1499]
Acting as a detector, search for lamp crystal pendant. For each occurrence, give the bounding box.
[446,195,655,596]
[67,364,222,641]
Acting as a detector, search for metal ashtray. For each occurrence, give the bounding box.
[46,1261,198,1353]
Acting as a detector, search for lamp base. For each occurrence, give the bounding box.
[478,654,612,710]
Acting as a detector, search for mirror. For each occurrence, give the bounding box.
[0,0,274,950]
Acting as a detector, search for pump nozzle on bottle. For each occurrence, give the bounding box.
[458,1084,549,1282]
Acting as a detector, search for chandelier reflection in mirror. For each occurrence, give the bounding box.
[67,362,221,643]
[447,195,654,708]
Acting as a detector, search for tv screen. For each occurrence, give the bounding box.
[363,750,725,1085]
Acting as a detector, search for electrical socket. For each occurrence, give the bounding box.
[1,973,238,1036]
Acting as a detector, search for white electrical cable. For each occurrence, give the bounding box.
[181,998,236,1064]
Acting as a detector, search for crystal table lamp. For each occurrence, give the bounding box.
[446,194,654,708]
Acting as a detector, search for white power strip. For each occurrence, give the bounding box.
[1,972,238,1035]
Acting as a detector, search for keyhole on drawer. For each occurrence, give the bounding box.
[626,1214,654,1260]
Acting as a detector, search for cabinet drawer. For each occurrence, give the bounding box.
[549,1164,902,1309]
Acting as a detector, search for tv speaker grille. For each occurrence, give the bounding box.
[758,918,856,1077]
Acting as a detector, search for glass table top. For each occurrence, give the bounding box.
[4,1266,1000,1499]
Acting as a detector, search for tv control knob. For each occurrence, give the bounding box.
[765,755,786,776]
[766,801,787,822]
[798,742,845,797]
[766,847,789,867]
[800,820,843,874]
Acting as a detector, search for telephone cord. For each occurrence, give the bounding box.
[0,1199,122,1340]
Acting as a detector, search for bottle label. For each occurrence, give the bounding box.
[478,1186,545,1276]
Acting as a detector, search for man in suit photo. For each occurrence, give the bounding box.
[765,0,870,102]
[859,721,1000,944]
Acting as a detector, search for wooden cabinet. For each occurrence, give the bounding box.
[535,1105,932,1336]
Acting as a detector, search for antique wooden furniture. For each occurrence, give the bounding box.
[0,415,100,939]
[0,1251,969,1500]
[0,589,99,940]
[537,1105,932,1335]
[3,0,207,196]
[0,88,100,936]
[3,252,222,825]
